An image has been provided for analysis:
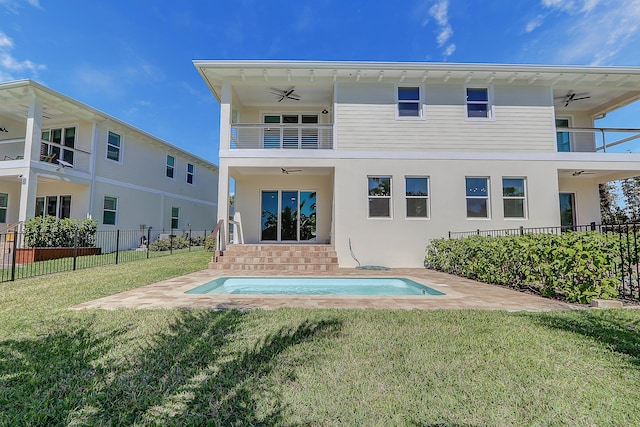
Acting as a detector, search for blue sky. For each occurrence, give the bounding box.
[2,0,640,163]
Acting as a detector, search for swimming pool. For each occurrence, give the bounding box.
[185,277,445,296]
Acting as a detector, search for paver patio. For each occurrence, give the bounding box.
[73,268,581,311]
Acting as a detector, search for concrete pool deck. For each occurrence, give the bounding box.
[73,268,582,311]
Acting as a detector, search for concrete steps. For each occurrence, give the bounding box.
[209,244,338,271]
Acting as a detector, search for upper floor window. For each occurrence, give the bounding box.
[406,177,429,218]
[368,176,392,218]
[503,178,527,219]
[0,193,7,223]
[187,163,194,184]
[397,86,422,118]
[466,87,492,119]
[107,131,121,161]
[466,177,490,218]
[166,155,175,179]
[41,126,76,164]
[103,196,118,225]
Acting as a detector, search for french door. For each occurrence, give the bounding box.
[559,193,576,228]
[261,190,316,242]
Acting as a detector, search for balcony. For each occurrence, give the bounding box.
[0,138,91,171]
[556,127,640,153]
[230,124,333,150]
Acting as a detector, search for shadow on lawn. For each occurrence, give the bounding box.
[530,310,640,364]
[0,310,342,425]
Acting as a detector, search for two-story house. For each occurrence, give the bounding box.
[196,60,640,268]
[0,80,218,236]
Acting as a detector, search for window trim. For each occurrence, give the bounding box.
[502,177,527,219]
[465,176,491,219]
[34,194,72,219]
[186,162,194,184]
[103,195,118,226]
[166,154,175,180]
[464,86,494,121]
[41,124,78,165]
[555,116,573,152]
[106,130,123,163]
[405,176,430,220]
[367,176,393,219]
[395,84,425,121]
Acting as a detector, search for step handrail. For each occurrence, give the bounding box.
[0,221,23,235]
[210,219,225,259]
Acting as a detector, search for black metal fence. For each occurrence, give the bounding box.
[448,222,640,301]
[0,228,212,283]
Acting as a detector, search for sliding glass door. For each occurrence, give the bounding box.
[261,190,316,242]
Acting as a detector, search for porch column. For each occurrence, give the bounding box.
[216,160,230,246]
[18,170,37,224]
[23,97,43,163]
[219,82,232,150]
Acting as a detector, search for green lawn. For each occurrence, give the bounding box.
[1,251,639,425]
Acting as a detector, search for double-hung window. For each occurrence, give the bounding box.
[405,177,429,218]
[187,163,194,184]
[466,177,490,218]
[171,207,180,229]
[503,178,527,218]
[466,87,491,119]
[0,193,7,223]
[166,155,175,179]
[368,176,392,218]
[103,196,117,225]
[397,86,422,118]
[107,131,121,161]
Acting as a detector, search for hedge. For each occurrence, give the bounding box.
[425,232,619,304]
[24,217,97,248]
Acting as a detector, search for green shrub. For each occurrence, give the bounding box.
[425,232,619,304]
[24,217,97,248]
[149,236,190,252]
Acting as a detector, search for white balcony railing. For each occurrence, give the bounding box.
[0,138,91,171]
[557,127,640,153]
[230,124,333,149]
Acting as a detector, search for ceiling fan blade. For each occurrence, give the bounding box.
[573,96,591,101]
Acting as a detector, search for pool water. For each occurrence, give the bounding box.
[185,277,445,296]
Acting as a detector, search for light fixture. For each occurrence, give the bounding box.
[322,109,328,114]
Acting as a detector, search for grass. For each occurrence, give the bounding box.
[1,251,640,425]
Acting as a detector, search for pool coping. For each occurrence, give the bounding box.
[72,268,582,311]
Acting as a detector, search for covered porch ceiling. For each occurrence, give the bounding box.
[196,60,640,116]
[558,168,640,183]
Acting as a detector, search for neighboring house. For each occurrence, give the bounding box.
[194,60,640,268]
[0,80,218,237]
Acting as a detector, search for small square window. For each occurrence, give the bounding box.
[466,88,491,119]
[397,87,422,118]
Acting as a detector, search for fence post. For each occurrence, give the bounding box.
[115,229,120,265]
[147,227,151,259]
[477,229,480,236]
[519,226,524,236]
[73,228,78,271]
[170,234,174,255]
[10,230,18,282]
[448,231,451,239]
[590,221,596,231]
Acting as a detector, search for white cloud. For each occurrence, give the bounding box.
[428,0,455,59]
[528,0,640,64]
[0,29,45,79]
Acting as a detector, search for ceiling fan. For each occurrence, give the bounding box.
[557,92,591,107]
[281,168,302,174]
[572,170,596,176]
[270,87,301,102]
